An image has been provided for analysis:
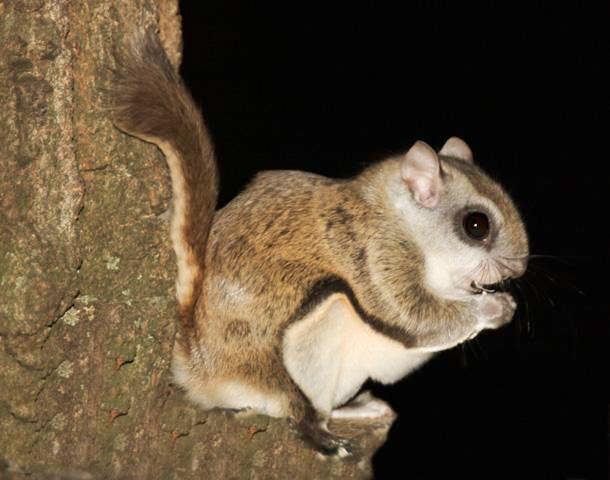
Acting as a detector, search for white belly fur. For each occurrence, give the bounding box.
[283,293,432,415]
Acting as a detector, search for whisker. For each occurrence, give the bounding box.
[496,258,521,277]
[499,253,590,265]
[471,337,488,361]
[527,254,591,265]
[491,260,501,283]
[487,260,495,284]
[497,253,529,261]
[483,260,492,285]
[513,280,533,337]
[457,260,485,292]
[462,264,482,287]
[459,344,469,368]
[465,341,480,363]
[527,263,586,297]
[524,275,555,308]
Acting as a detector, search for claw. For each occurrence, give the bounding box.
[322,435,353,457]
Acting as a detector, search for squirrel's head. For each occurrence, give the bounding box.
[386,137,529,298]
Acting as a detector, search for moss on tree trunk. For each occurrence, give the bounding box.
[0,1,391,478]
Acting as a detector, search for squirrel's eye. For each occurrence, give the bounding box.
[463,211,490,241]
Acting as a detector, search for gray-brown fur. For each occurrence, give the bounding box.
[110,31,528,454]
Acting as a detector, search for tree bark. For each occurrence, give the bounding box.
[0,1,391,478]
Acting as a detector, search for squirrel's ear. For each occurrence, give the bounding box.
[439,137,473,163]
[401,141,442,209]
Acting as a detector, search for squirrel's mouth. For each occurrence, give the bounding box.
[470,279,511,294]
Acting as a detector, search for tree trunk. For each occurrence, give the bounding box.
[0,2,391,478]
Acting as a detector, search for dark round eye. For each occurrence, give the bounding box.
[463,211,490,241]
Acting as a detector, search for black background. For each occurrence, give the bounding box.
[180,2,607,478]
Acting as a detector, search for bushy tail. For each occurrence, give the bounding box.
[110,30,218,344]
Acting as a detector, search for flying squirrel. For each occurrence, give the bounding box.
[110,30,529,456]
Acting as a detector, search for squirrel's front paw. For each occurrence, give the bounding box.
[475,292,516,329]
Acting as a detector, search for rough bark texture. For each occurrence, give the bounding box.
[0,1,391,478]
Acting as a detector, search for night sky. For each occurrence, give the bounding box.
[179,2,607,478]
